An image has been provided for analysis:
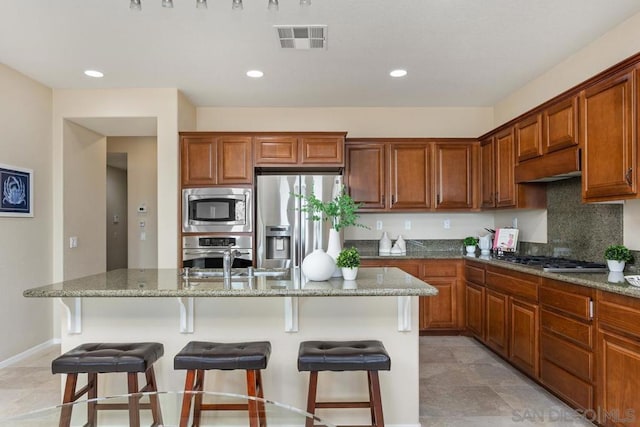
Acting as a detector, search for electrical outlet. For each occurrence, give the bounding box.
[140,231,146,241]
[69,236,78,248]
[376,220,383,230]
[404,220,411,230]
[443,219,451,229]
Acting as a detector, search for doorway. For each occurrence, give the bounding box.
[106,153,128,270]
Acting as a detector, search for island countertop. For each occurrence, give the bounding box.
[23,267,438,298]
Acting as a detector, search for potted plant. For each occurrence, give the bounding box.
[604,244,633,272]
[463,236,479,255]
[336,247,361,280]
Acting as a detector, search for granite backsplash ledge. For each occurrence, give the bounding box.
[344,239,465,256]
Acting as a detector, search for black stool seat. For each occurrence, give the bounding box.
[52,342,164,374]
[174,341,271,371]
[298,340,391,372]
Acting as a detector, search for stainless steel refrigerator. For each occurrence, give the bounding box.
[256,174,342,270]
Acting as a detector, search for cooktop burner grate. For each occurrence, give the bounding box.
[496,255,608,273]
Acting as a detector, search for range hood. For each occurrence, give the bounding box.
[514,147,581,183]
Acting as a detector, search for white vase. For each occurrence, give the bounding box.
[326,228,342,277]
[341,267,358,280]
[379,232,392,254]
[466,245,477,255]
[301,249,335,281]
[607,259,626,272]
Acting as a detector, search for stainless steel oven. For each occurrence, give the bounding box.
[182,187,252,233]
[182,235,253,269]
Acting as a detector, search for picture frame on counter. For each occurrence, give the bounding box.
[0,163,33,217]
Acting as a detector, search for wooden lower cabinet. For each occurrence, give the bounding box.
[465,281,485,340]
[485,289,509,358]
[509,298,539,377]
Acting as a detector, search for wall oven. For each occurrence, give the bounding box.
[182,187,252,233]
[182,235,253,269]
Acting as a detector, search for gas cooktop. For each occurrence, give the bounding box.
[495,255,608,273]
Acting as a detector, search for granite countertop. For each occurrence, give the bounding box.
[23,267,439,298]
[359,249,464,259]
[465,255,640,299]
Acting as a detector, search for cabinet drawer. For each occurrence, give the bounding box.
[540,358,594,411]
[486,267,539,302]
[541,331,593,381]
[541,279,592,320]
[598,291,640,338]
[423,260,458,277]
[465,264,485,285]
[541,309,593,349]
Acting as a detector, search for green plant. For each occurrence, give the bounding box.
[463,236,479,246]
[293,186,368,232]
[336,247,361,268]
[604,245,633,262]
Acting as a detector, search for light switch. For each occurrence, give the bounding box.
[69,236,78,248]
[139,220,145,228]
[113,215,119,224]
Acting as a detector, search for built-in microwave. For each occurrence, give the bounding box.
[182,187,252,233]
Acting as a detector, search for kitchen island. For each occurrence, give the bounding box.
[24,267,437,427]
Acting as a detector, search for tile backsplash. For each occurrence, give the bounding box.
[521,177,624,263]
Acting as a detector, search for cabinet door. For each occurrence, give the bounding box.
[217,136,253,184]
[345,144,386,210]
[509,298,539,377]
[495,128,516,207]
[300,136,344,165]
[485,289,509,357]
[389,143,432,210]
[421,277,457,330]
[434,143,475,210]
[254,136,298,164]
[466,281,485,340]
[597,328,640,427]
[181,136,217,186]
[480,138,495,208]
[581,68,637,201]
[515,114,543,162]
[544,96,579,153]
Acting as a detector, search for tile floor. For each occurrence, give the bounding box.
[0,337,595,426]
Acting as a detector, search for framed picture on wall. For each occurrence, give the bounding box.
[0,163,33,217]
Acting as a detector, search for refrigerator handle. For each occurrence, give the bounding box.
[298,181,306,267]
[294,181,302,268]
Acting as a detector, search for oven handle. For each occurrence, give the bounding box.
[182,249,252,261]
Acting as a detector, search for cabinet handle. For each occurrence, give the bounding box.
[391,195,395,205]
[437,194,441,204]
[382,194,385,205]
[626,168,633,186]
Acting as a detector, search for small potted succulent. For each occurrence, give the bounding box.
[336,247,361,280]
[463,236,479,255]
[604,245,633,272]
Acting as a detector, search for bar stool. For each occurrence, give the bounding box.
[51,342,164,427]
[298,340,391,427]
[174,341,271,427]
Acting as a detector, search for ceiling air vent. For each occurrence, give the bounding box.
[274,25,327,50]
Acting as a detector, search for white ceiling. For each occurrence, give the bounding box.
[2,0,640,108]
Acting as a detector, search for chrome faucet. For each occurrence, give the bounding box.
[223,246,241,278]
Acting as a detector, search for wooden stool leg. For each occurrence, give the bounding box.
[256,370,267,427]
[193,370,205,427]
[305,372,318,427]
[367,371,376,425]
[86,372,97,427]
[246,370,259,427]
[127,372,141,427]
[179,370,196,427]
[145,366,163,426]
[368,371,384,427]
[59,373,78,427]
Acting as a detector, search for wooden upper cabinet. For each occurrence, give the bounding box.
[217,136,253,184]
[480,138,495,208]
[516,114,543,162]
[345,143,386,210]
[495,128,517,207]
[581,67,637,202]
[300,136,344,164]
[254,136,298,164]
[434,142,475,210]
[181,136,217,186]
[544,96,579,153]
[389,143,432,210]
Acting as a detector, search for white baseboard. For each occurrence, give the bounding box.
[0,339,59,369]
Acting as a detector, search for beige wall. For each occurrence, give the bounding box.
[0,64,53,361]
[63,121,106,279]
[106,165,128,270]
[108,137,158,268]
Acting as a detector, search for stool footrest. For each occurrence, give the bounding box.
[95,403,154,411]
[315,402,372,409]
[200,403,251,411]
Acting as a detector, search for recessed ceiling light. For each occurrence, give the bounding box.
[390,69,407,78]
[84,70,104,78]
[246,70,264,78]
